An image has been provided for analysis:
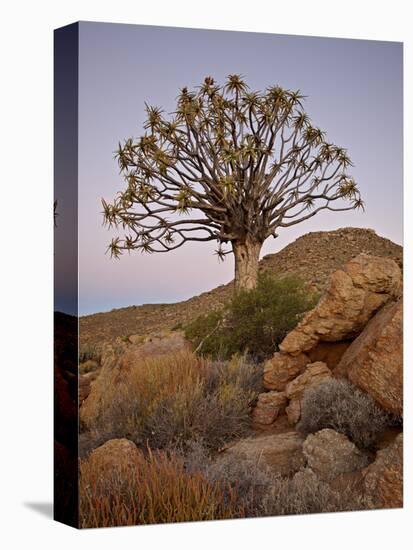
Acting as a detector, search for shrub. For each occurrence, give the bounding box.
[85,350,262,453]
[182,442,371,517]
[183,440,274,516]
[79,448,244,527]
[185,273,317,361]
[261,468,372,516]
[80,435,374,526]
[297,378,394,448]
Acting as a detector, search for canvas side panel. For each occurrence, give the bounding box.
[54,22,79,529]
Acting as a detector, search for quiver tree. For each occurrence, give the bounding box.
[103,75,363,290]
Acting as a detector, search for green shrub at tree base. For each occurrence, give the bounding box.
[185,274,317,361]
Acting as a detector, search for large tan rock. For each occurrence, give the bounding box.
[263,352,309,391]
[79,375,92,404]
[285,362,332,424]
[85,438,142,476]
[279,254,401,356]
[343,254,402,295]
[364,433,403,508]
[252,391,287,428]
[337,300,403,416]
[303,429,369,481]
[220,432,305,476]
[79,359,100,375]
[79,371,100,404]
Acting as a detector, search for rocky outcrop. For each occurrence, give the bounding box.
[263,352,309,391]
[279,254,401,356]
[84,438,142,476]
[303,429,369,481]
[220,432,305,476]
[285,362,332,424]
[249,252,403,506]
[251,391,287,428]
[364,433,403,508]
[337,299,403,416]
[256,254,403,431]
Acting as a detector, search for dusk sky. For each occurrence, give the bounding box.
[77,22,402,316]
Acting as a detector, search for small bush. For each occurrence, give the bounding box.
[85,351,262,453]
[185,273,317,361]
[79,448,244,527]
[184,441,274,516]
[297,378,394,448]
[261,468,372,516]
[182,442,371,517]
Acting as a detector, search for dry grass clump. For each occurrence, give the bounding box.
[79,448,243,528]
[83,350,262,454]
[297,378,394,449]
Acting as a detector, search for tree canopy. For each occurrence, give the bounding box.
[103,75,363,288]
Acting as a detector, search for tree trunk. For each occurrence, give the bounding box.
[232,238,262,291]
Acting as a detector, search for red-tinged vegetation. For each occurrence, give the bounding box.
[79,447,244,528]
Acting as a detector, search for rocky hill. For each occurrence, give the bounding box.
[79,252,403,522]
[80,227,402,349]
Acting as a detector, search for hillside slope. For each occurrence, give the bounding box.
[80,227,402,349]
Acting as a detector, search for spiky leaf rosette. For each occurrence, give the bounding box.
[103,75,363,258]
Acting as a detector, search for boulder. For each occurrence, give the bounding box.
[337,299,403,416]
[303,429,369,481]
[263,352,309,391]
[79,359,100,375]
[78,375,92,404]
[285,362,332,424]
[343,254,402,295]
[252,391,288,428]
[78,371,100,404]
[84,438,142,476]
[364,433,403,508]
[279,254,401,356]
[220,432,305,476]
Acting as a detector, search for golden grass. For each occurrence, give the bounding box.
[125,349,209,399]
[83,350,260,451]
[79,447,244,528]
